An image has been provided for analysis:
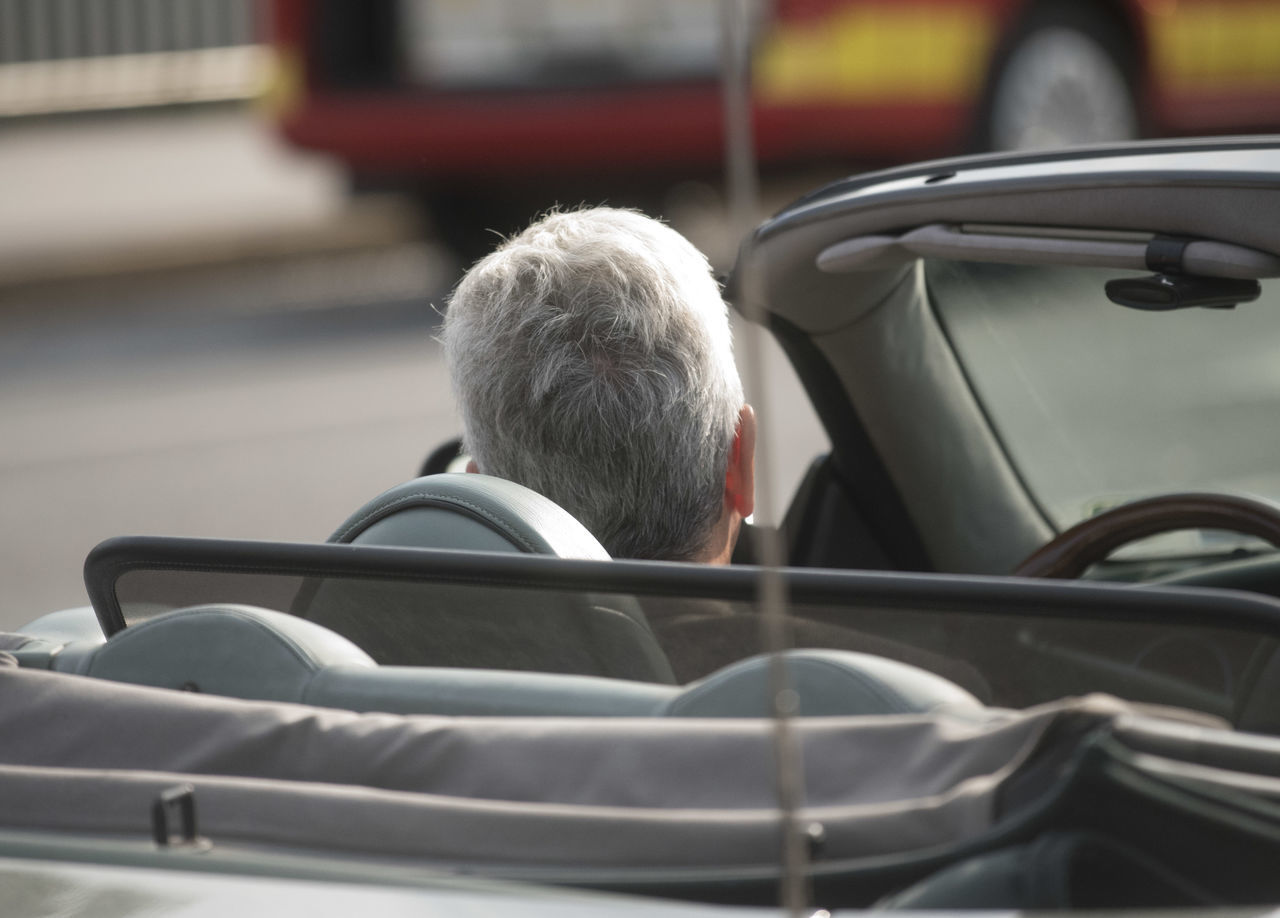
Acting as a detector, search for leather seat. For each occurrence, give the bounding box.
[10,605,986,720]
[327,473,613,560]
[666,649,986,718]
[298,473,677,684]
[62,603,376,702]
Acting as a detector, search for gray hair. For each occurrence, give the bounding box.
[442,207,744,561]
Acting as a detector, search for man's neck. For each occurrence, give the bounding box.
[695,511,741,566]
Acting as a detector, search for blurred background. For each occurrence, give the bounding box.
[3,0,1279,625]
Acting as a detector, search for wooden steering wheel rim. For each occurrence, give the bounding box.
[1012,492,1280,579]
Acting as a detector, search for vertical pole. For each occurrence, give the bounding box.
[1,1,21,64]
[719,2,810,916]
[720,0,758,241]
[85,0,107,58]
[27,0,50,61]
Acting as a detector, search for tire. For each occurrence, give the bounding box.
[978,3,1139,151]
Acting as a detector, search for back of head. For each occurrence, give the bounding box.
[443,208,743,561]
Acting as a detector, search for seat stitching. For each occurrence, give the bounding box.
[801,655,915,713]
[334,491,540,553]
[670,653,917,716]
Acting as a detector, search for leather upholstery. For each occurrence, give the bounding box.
[666,649,985,718]
[305,664,675,716]
[14,604,986,720]
[9,607,104,645]
[329,473,611,560]
[72,604,375,701]
[24,603,672,715]
[305,473,676,683]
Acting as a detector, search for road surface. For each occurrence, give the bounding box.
[0,105,830,630]
[0,255,826,629]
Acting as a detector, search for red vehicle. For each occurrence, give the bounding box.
[264,0,1280,227]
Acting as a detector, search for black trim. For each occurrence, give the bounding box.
[1146,235,1192,274]
[85,536,1280,639]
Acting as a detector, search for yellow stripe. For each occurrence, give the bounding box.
[754,3,997,105]
[1148,1,1280,92]
[257,46,304,118]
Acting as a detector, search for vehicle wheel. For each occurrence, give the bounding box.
[978,3,1139,151]
[1011,493,1280,579]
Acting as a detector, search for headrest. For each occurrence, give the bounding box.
[665,649,986,718]
[78,604,375,701]
[328,473,610,559]
[313,474,674,683]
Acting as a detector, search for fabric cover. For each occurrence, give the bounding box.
[3,665,1277,906]
[0,664,1083,866]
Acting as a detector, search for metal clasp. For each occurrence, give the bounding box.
[151,784,210,850]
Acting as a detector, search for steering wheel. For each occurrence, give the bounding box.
[1012,493,1280,579]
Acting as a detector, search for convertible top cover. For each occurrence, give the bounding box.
[2,660,1278,906]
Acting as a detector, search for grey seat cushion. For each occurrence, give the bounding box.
[55,603,674,716]
[25,606,985,721]
[72,604,375,702]
[666,649,986,718]
[309,649,986,719]
[329,473,612,560]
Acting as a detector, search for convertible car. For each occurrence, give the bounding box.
[4,137,1280,914]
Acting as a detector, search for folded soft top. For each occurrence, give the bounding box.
[0,662,1231,868]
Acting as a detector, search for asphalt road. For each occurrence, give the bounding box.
[0,253,826,630]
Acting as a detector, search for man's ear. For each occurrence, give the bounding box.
[725,404,756,518]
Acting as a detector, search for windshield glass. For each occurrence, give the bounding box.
[928,260,1280,557]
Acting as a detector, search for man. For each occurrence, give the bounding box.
[443,207,755,565]
[441,208,989,694]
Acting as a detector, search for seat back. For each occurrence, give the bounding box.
[664,649,987,718]
[67,604,375,701]
[18,605,984,720]
[327,473,613,559]
[14,604,671,714]
[299,473,676,684]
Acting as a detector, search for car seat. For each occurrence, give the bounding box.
[7,604,987,721]
[296,473,677,683]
